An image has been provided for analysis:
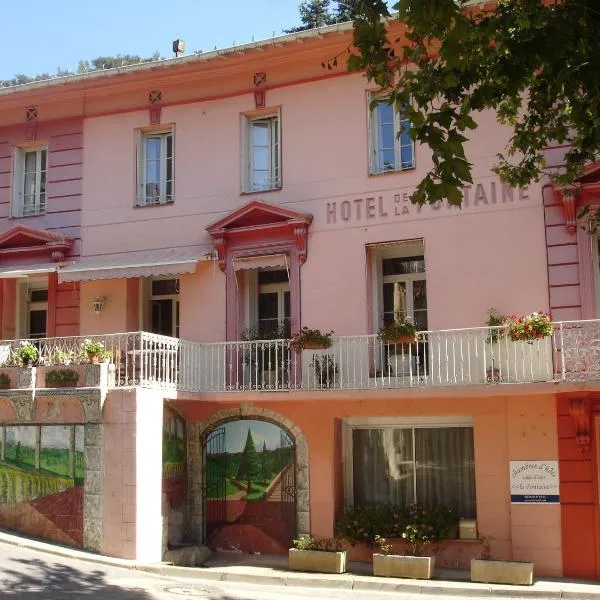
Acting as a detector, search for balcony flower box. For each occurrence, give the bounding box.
[45,368,80,388]
[471,558,534,585]
[373,553,435,579]
[289,537,346,574]
[290,328,333,352]
[378,321,419,346]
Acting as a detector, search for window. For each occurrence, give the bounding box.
[371,240,427,331]
[369,94,414,175]
[243,113,281,193]
[19,283,48,339]
[137,130,173,206]
[148,278,179,337]
[257,269,290,337]
[13,147,47,217]
[344,418,476,518]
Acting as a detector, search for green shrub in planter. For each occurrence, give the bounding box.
[45,369,80,388]
[0,372,10,389]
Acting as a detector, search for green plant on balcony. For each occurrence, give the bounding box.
[45,368,80,388]
[17,342,39,367]
[82,339,105,363]
[485,308,507,344]
[377,320,419,345]
[290,327,333,352]
[504,311,553,344]
[50,349,75,365]
[311,353,338,387]
[0,372,11,389]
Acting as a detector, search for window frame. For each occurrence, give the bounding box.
[147,276,180,338]
[369,240,427,332]
[368,92,415,176]
[241,109,282,193]
[12,145,48,217]
[17,280,48,339]
[136,127,174,207]
[341,416,474,508]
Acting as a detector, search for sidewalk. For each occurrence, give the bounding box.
[1,529,599,599]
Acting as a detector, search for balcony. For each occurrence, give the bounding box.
[0,320,598,393]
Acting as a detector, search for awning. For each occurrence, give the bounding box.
[58,247,212,282]
[0,263,59,278]
[233,253,288,271]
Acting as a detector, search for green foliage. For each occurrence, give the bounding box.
[377,320,418,343]
[286,0,364,32]
[45,369,79,388]
[310,353,338,386]
[292,536,346,552]
[374,534,394,555]
[82,339,104,358]
[1,52,163,87]
[0,464,75,505]
[335,503,458,549]
[236,430,261,493]
[290,327,333,352]
[485,308,506,344]
[49,349,75,365]
[350,0,600,206]
[0,372,10,388]
[17,342,38,364]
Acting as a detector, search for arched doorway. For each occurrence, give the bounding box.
[191,407,310,555]
[202,419,295,554]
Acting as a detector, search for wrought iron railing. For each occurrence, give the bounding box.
[0,320,598,391]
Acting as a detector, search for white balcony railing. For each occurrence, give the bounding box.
[1,320,599,392]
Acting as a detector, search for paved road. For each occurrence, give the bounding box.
[0,540,547,599]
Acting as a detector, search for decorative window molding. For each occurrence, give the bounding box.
[136,128,174,206]
[12,146,47,217]
[368,92,414,175]
[242,110,281,193]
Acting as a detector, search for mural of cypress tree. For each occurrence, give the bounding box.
[236,429,260,495]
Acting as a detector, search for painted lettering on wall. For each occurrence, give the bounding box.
[325,180,529,225]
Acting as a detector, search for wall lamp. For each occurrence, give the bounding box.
[92,297,106,315]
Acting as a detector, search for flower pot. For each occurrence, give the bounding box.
[486,367,501,383]
[373,554,435,579]
[301,341,331,350]
[390,335,417,344]
[471,558,534,585]
[389,353,417,377]
[288,549,347,574]
[88,354,100,364]
[22,358,33,368]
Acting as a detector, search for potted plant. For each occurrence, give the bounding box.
[17,342,39,367]
[485,308,506,382]
[241,323,290,388]
[0,372,11,389]
[310,353,338,387]
[471,537,534,585]
[377,319,419,345]
[290,327,333,352]
[50,349,74,365]
[45,368,80,388]
[504,311,553,343]
[372,534,435,579]
[289,536,347,574]
[82,339,105,364]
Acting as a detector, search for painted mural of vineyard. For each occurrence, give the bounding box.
[0,425,85,547]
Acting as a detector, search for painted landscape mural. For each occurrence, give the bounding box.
[162,408,186,546]
[205,419,295,555]
[0,425,84,547]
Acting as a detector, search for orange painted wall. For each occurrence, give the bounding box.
[175,390,562,576]
[557,395,598,579]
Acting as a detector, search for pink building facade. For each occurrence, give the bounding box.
[0,21,598,578]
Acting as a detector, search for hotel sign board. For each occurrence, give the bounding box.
[510,461,559,504]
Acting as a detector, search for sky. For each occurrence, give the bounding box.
[0,1,304,80]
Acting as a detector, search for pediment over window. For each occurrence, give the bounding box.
[207,200,313,271]
[0,225,73,261]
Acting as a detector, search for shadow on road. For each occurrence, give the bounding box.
[0,557,155,599]
[0,556,243,599]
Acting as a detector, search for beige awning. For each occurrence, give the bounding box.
[233,253,288,271]
[0,263,59,278]
[58,247,212,282]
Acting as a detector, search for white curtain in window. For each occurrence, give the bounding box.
[352,427,475,517]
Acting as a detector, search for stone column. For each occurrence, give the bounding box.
[83,424,104,552]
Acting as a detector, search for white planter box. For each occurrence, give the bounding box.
[471,559,534,585]
[288,548,347,574]
[373,554,435,579]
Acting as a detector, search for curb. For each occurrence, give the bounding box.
[137,563,600,599]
